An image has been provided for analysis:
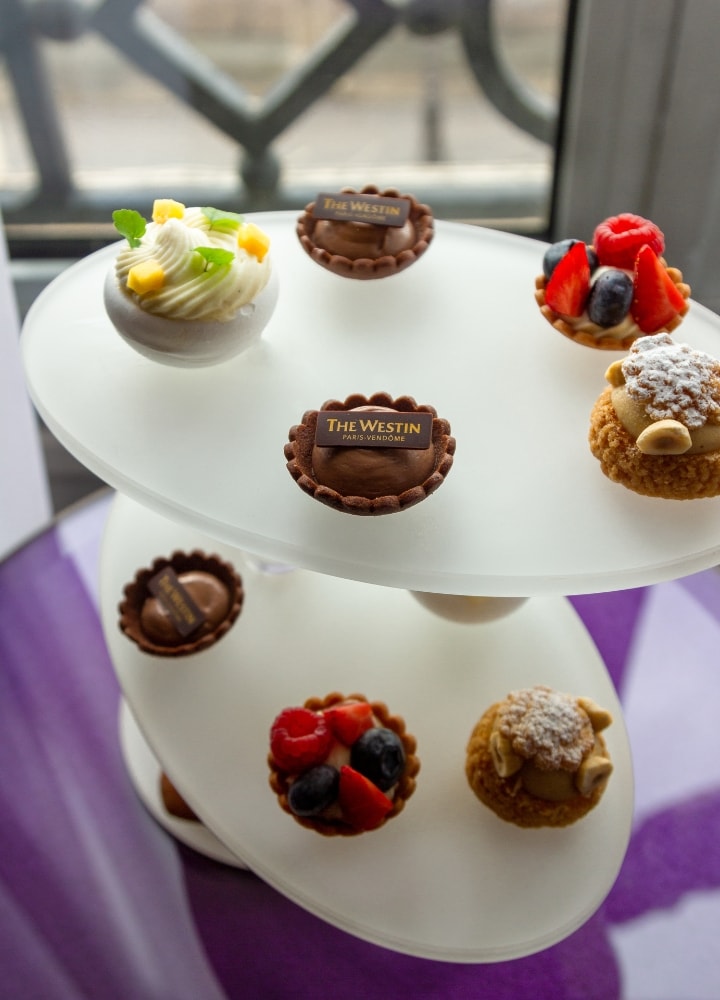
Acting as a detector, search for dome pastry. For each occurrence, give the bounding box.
[466,685,613,828]
[589,333,720,499]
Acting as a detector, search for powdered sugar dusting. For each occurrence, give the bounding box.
[622,333,720,428]
[497,686,593,771]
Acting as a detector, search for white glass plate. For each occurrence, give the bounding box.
[100,494,633,963]
[119,699,246,868]
[21,213,720,595]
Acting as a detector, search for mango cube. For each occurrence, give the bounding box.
[127,259,165,295]
[237,222,270,262]
[152,199,185,224]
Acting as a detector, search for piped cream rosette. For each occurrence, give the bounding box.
[104,200,278,367]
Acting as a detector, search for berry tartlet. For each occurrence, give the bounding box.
[296,185,434,280]
[535,213,690,350]
[118,550,244,657]
[268,693,420,836]
[466,686,613,829]
[284,392,455,516]
[589,333,720,499]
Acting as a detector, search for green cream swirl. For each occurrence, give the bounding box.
[114,208,271,322]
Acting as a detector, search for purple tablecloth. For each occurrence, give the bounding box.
[1,492,719,999]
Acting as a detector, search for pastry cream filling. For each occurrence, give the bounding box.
[114,208,272,322]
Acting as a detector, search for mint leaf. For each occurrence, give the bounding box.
[194,246,234,267]
[112,209,147,248]
[201,206,244,231]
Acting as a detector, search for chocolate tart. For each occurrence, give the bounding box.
[118,550,244,657]
[534,262,690,351]
[296,185,434,280]
[284,392,455,516]
[268,692,420,837]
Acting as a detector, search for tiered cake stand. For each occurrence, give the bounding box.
[21,213,720,962]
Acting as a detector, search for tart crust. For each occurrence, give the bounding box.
[268,692,420,837]
[589,386,720,499]
[284,392,455,516]
[465,702,609,829]
[118,550,244,657]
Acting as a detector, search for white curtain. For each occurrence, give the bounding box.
[0,210,51,558]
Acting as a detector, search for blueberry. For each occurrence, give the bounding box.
[587,269,634,327]
[350,728,405,791]
[287,764,339,817]
[542,239,598,279]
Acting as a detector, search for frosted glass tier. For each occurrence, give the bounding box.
[100,494,633,963]
[119,700,245,869]
[22,213,720,594]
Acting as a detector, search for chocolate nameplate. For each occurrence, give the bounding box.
[315,410,433,449]
[313,192,410,228]
[148,566,205,638]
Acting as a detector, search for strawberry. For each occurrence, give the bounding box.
[543,240,591,317]
[338,766,393,831]
[593,213,664,269]
[270,707,333,773]
[324,701,374,745]
[631,244,688,333]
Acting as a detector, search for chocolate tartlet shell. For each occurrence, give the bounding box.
[589,386,720,500]
[534,261,690,350]
[465,702,609,829]
[268,692,420,837]
[118,550,244,657]
[285,392,455,516]
[296,186,434,280]
[160,772,200,822]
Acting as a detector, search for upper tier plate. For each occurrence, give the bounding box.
[21,212,720,595]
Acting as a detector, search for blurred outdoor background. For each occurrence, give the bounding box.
[1,0,568,511]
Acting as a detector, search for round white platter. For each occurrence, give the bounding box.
[100,493,633,963]
[119,699,246,868]
[21,212,720,596]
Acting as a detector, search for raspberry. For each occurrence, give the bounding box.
[593,213,664,269]
[270,707,332,772]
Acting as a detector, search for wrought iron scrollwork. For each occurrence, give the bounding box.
[1,0,559,226]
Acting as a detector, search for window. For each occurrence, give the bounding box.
[1,0,568,263]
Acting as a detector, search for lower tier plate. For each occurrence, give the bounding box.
[100,493,633,963]
[119,699,246,868]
